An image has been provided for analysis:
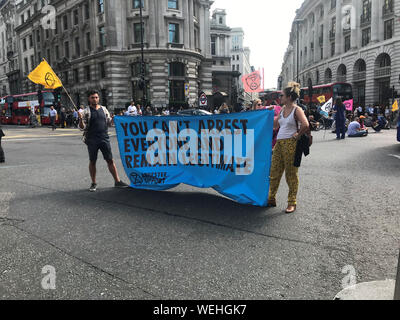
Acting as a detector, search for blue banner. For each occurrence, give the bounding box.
[114,110,274,207]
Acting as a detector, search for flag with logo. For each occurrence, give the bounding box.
[317,96,326,104]
[242,70,264,93]
[392,100,399,112]
[28,59,63,89]
[321,98,333,113]
[344,99,353,111]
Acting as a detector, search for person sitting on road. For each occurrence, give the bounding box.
[359,116,368,131]
[348,117,368,138]
[308,115,320,131]
[371,115,387,132]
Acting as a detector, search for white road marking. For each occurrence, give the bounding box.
[389,154,400,160]
[0,164,34,169]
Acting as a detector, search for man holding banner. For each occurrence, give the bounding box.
[79,90,129,192]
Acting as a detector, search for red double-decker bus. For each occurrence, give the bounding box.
[1,91,57,125]
[0,96,13,124]
[301,82,353,105]
[260,90,283,106]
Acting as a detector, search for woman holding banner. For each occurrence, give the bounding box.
[268,82,309,214]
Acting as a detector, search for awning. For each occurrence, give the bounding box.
[203,90,213,96]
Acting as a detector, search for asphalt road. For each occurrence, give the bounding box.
[0,125,399,300]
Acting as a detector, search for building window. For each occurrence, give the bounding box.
[331,42,335,56]
[74,69,79,83]
[55,45,60,60]
[63,71,69,84]
[168,0,178,10]
[169,80,185,103]
[22,38,27,51]
[168,62,185,77]
[134,23,144,43]
[131,62,149,77]
[384,19,394,40]
[344,35,351,52]
[331,0,336,10]
[63,15,68,30]
[85,66,91,81]
[211,36,216,55]
[362,28,370,46]
[133,0,144,9]
[99,27,106,47]
[64,41,70,58]
[74,9,79,25]
[98,0,104,14]
[100,62,106,78]
[169,23,179,43]
[85,32,91,52]
[84,3,90,19]
[75,37,80,56]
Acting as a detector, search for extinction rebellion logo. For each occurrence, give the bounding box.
[129,171,168,186]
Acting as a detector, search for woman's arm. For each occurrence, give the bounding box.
[294,107,310,138]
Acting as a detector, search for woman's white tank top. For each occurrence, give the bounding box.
[277,107,298,140]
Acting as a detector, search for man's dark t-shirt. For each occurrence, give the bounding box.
[87,107,108,143]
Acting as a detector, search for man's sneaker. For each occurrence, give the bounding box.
[89,183,97,192]
[115,180,129,189]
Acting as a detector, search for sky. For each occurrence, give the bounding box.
[211,0,304,89]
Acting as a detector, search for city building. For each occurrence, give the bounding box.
[210,8,240,110]
[10,0,214,110]
[0,0,19,96]
[230,27,254,104]
[280,0,400,107]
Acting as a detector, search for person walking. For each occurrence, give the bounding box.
[49,105,57,131]
[60,106,66,128]
[0,125,5,163]
[268,82,310,214]
[78,90,129,192]
[333,98,346,140]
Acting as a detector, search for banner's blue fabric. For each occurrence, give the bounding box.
[114,110,274,206]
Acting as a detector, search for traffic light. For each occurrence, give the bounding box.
[54,88,62,103]
[38,90,43,105]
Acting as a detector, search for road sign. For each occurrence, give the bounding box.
[199,92,207,107]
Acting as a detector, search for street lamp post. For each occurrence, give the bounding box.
[139,1,146,107]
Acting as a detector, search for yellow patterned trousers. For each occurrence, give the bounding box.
[269,138,299,206]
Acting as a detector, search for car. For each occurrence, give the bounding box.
[177,109,212,116]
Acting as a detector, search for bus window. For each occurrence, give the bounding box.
[334,84,353,99]
[43,92,55,103]
[13,109,31,117]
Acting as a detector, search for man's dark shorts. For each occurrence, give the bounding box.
[87,139,113,162]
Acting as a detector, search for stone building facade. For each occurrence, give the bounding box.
[210,8,240,110]
[0,0,20,96]
[280,0,400,107]
[11,0,213,110]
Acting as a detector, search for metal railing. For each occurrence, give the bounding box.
[375,66,391,78]
[353,71,366,81]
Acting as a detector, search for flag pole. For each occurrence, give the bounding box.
[61,85,78,111]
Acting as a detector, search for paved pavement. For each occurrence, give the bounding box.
[0,125,399,300]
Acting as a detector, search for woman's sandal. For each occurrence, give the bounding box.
[268,200,277,207]
[285,205,297,214]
